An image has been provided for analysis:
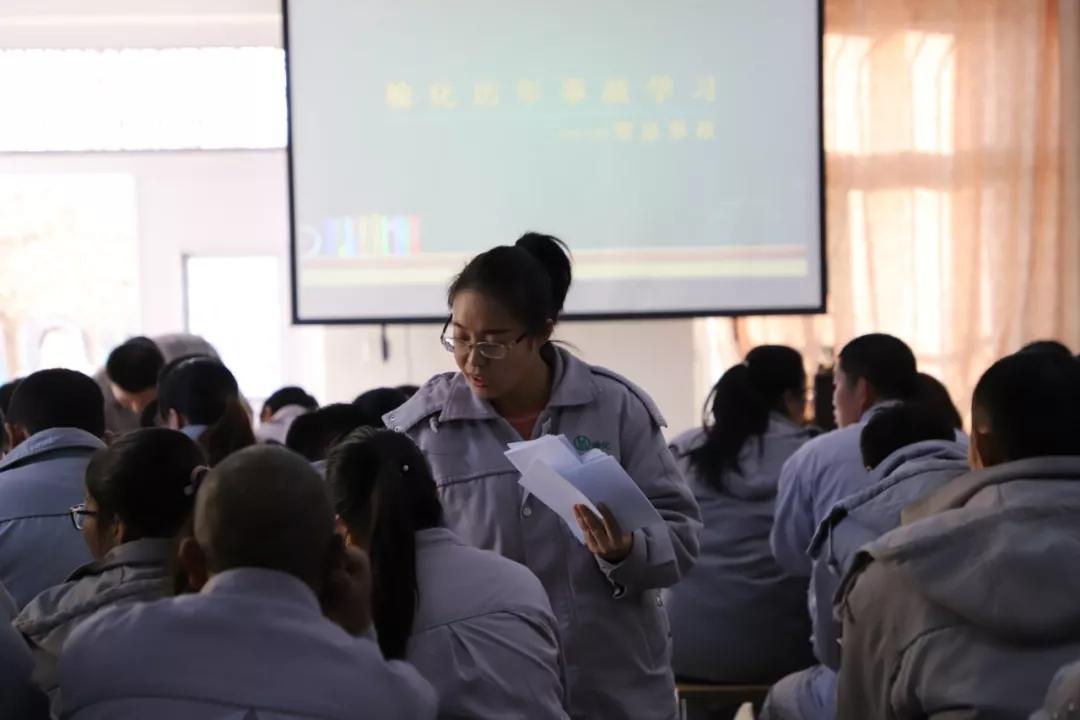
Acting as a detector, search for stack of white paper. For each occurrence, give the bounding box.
[505,435,663,545]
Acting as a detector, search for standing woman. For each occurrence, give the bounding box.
[157,357,255,466]
[384,233,702,720]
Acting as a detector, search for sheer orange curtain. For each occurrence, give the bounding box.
[704,0,1080,421]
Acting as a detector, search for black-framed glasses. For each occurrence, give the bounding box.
[439,317,527,361]
[70,503,97,531]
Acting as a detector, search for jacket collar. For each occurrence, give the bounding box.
[200,567,321,613]
[0,427,104,472]
[68,538,173,581]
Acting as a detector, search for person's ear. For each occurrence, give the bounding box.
[783,388,807,424]
[112,519,129,547]
[167,409,183,430]
[855,377,876,415]
[260,407,273,423]
[4,422,29,449]
[528,319,556,352]
[970,427,999,470]
[179,537,210,591]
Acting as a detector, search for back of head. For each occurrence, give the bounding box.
[105,337,165,393]
[195,445,334,588]
[838,333,918,401]
[859,402,958,470]
[690,345,805,485]
[396,384,420,400]
[262,386,318,418]
[1018,339,1073,359]
[326,427,442,659]
[448,232,572,333]
[352,387,409,428]
[914,372,964,430]
[971,353,1080,464]
[86,428,206,539]
[285,403,366,462]
[7,369,105,437]
[158,357,253,465]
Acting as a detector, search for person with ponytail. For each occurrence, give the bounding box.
[15,428,205,705]
[157,357,254,466]
[384,233,701,719]
[665,346,817,689]
[327,428,567,719]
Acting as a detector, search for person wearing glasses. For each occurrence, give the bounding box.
[0,369,105,610]
[14,428,204,706]
[383,233,702,720]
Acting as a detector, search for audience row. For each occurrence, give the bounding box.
[0,232,1078,720]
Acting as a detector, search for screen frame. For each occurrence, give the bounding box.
[283,0,827,325]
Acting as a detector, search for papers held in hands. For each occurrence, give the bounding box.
[505,435,663,545]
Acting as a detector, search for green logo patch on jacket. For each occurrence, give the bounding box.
[573,434,611,453]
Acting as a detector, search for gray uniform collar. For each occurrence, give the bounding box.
[0,427,103,472]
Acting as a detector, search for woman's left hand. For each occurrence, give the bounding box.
[574,503,634,563]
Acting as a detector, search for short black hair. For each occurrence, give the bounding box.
[914,373,964,430]
[106,337,165,393]
[196,445,334,589]
[860,402,957,470]
[352,387,409,428]
[7,369,105,437]
[86,428,206,539]
[396,385,420,400]
[262,386,318,417]
[285,403,367,462]
[838,334,918,401]
[1018,339,1073,359]
[972,353,1080,462]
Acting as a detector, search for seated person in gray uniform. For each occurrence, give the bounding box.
[58,445,437,720]
[666,345,817,688]
[838,352,1080,719]
[329,427,568,719]
[16,428,205,703]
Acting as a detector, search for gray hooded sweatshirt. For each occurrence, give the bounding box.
[15,538,172,702]
[807,438,970,670]
[837,456,1080,720]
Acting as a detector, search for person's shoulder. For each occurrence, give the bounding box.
[791,423,863,466]
[431,534,544,593]
[383,372,458,433]
[584,360,666,429]
[475,545,547,592]
[14,578,81,636]
[64,597,168,657]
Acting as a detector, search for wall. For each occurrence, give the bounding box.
[324,319,701,434]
